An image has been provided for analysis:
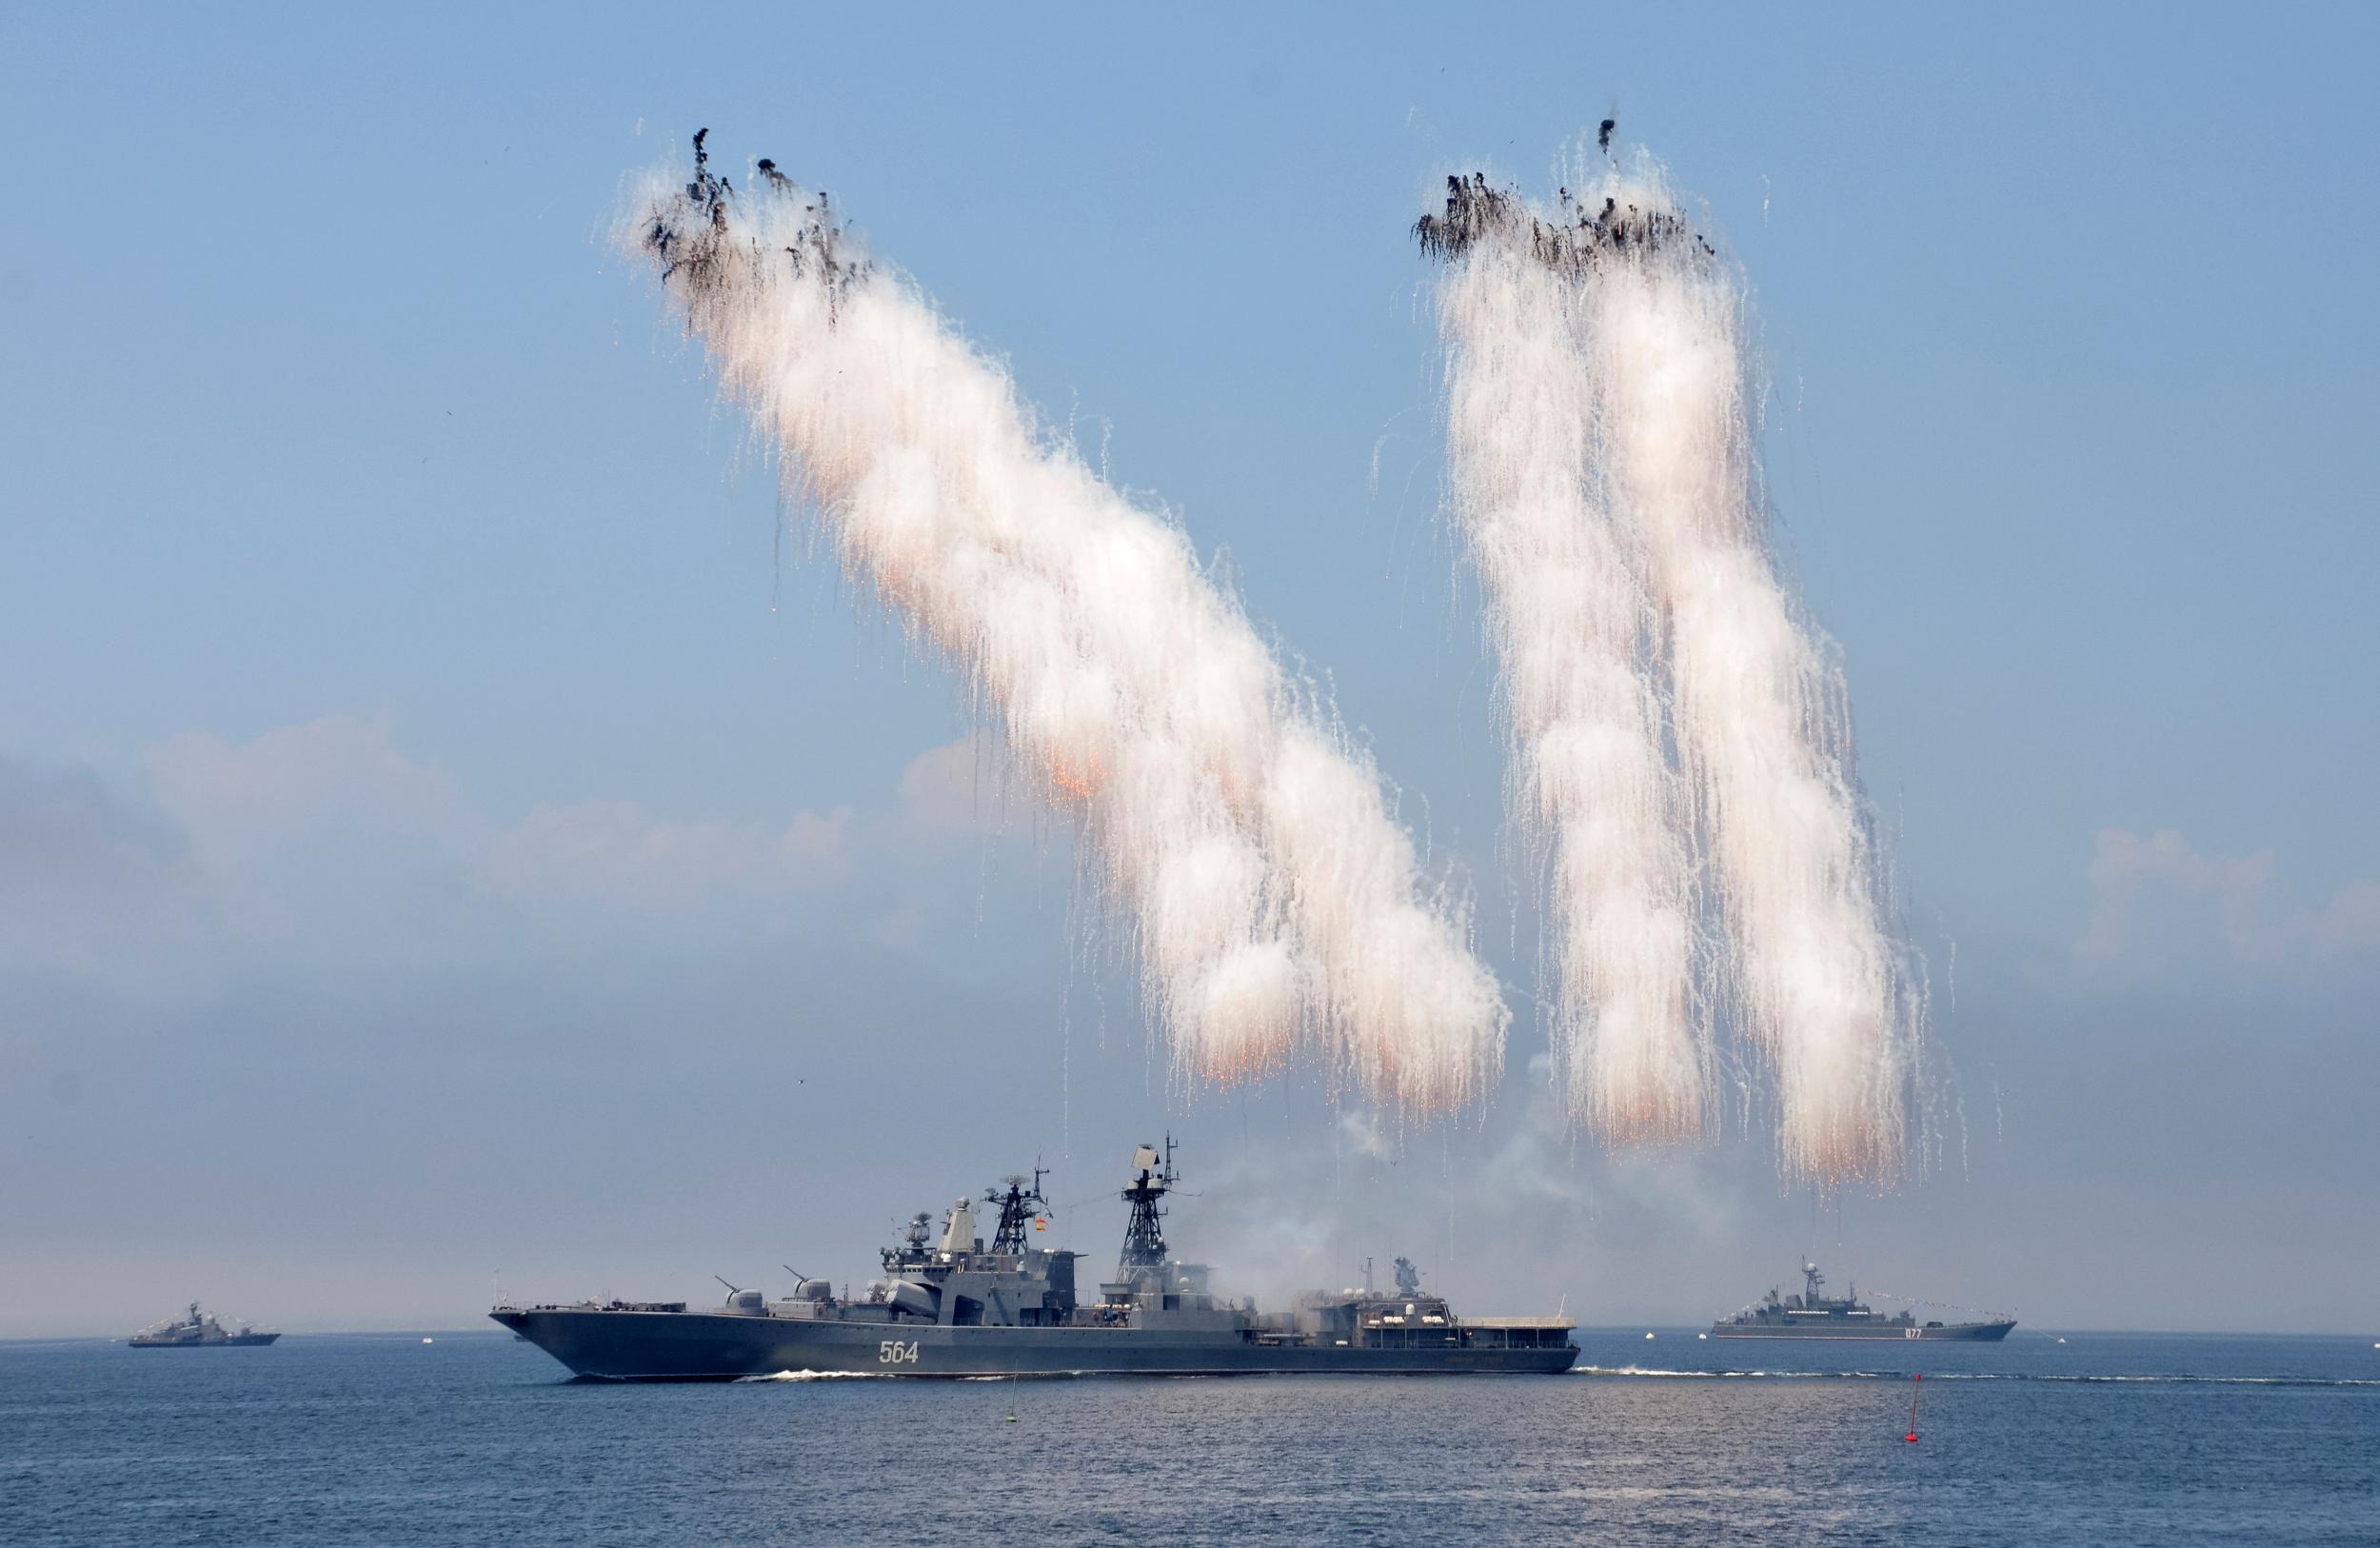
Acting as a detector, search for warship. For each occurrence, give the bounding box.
[495,1141,1577,1379]
[129,1302,281,1347]
[1711,1261,2015,1341]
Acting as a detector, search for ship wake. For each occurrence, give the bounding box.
[1577,1367,2379,1388]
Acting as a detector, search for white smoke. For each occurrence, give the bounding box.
[1419,149,1917,1181]
[1433,217,1705,1145]
[622,137,1506,1112]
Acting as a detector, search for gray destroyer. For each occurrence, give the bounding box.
[1711,1261,2015,1341]
[496,1141,1577,1379]
[129,1302,280,1347]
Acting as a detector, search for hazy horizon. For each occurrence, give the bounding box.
[5,1,2375,1341]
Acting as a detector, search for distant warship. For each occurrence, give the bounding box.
[496,1141,1578,1379]
[129,1302,281,1347]
[1711,1261,2014,1341]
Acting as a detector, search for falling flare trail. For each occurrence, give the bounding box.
[623,131,1508,1111]
[1418,143,1919,1181]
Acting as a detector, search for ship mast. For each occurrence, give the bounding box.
[1117,1137,1177,1280]
[984,1168,1049,1256]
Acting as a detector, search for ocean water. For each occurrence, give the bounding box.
[4,1328,2375,1544]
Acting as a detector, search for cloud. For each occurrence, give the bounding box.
[0,757,200,974]
[2076,826,2380,970]
[895,735,1031,840]
[147,712,476,867]
[137,713,485,944]
[872,736,1070,949]
[3,714,930,979]
[0,760,179,906]
[483,800,852,910]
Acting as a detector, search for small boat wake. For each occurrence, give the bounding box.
[1577,1366,2376,1388]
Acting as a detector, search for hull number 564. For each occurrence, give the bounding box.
[879,1340,921,1365]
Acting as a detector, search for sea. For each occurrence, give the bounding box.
[4,1328,2375,1545]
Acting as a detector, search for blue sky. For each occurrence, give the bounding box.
[3,1,2374,1335]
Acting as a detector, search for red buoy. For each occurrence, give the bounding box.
[1905,1373,1922,1442]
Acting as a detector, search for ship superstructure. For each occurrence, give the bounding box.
[495,1141,1577,1379]
[1711,1261,2014,1341]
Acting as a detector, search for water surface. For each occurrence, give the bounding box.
[5,1327,2374,1544]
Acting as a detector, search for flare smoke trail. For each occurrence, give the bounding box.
[1418,152,1917,1181]
[624,132,1507,1110]
[1426,179,1704,1146]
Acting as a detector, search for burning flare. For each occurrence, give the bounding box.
[624,132,1507,1110]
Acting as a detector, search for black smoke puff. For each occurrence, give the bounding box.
[643,129,869,326]
[1414,167,1716,277]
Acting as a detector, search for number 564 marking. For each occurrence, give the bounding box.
[878,1340,921,1365]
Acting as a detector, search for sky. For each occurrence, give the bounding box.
[3,1,2375,1337]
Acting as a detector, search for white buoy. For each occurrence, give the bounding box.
[422,1337,434,1345]
[1697,1333,1708,1340]
[1645,1332,1656,1340]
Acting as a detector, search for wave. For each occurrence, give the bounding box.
[736,1369,893,1382]
[1576,1366,2378,1388]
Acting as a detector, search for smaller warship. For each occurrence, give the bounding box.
[1712,1262,2014,1341]
[129,1302,281,1347]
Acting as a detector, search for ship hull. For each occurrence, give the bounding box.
[129,1332,281,1347]
[1709,1320,2014,1341]
[494,1309,1578,1379]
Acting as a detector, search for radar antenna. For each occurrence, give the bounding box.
[880,1212,936,1274]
